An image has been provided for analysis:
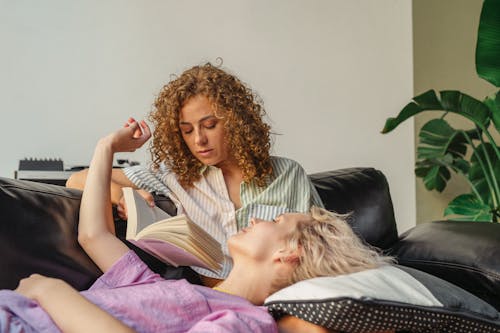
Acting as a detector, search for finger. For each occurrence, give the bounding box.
[124,117,137,128]
[144,193,155,207]
[127,121,143,139]
[138,190,155,207]
[118,208,127,220]
[139,120,152,139]
[118,198,128,219]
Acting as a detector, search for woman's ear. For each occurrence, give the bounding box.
[273,248,301,264]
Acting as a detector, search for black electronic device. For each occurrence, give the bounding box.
[15,158,71,186]
[18,158,64,171]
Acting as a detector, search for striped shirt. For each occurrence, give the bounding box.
[123,156,323,279]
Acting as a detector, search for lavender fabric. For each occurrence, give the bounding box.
[0,251,277,333]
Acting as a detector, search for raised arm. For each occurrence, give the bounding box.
[78,119,151,272]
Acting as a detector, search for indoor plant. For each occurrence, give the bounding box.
[382,0,500,221]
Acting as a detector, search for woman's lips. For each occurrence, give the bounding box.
[197,149,213,157]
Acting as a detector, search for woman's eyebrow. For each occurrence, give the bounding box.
[179,115,217,125]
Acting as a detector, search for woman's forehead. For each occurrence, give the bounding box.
[285,212,311,219]
[179,96,214,120]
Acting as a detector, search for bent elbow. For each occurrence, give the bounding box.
[77,231,98,250]
[66,169,88,189]
[77,232,90,248]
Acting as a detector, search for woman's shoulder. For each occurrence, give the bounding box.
[270,156,305,172]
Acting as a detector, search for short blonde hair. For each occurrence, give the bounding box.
[285,206,393,287]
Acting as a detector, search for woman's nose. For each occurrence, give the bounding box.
[250,218,263,226]
[195,129,208,145]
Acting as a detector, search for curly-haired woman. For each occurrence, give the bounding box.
[66,63,323,286]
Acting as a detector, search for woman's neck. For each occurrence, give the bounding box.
[216,158,241,177]
[215,159,244,209]
[215,263,272,305]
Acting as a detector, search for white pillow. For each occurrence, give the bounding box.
[264,265,500,332]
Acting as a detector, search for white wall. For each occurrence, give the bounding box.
[0,0,415,232]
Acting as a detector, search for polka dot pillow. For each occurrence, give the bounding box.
[264,265,500,332]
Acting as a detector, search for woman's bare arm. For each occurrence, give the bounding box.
[16,274,136,333]
[78,119,151,273]
[67,168,136,205]
[278,316,330,333]
[278,315,395,333]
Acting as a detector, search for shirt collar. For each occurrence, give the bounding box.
[199,164,221,175]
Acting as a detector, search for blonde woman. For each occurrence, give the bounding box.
[2,120,391,333]
[67,63,324,286]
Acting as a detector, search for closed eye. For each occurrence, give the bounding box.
[202,119,217,129]
[179,124,193,134]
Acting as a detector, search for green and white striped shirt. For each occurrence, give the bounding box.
[123,156,323,279]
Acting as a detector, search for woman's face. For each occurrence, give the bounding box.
[229,213,310,262]
[179,95,231,167]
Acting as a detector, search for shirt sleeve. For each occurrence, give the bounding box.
[268,157,324,212]
[122,165,171,196]
[187,309,278,333]
[89,250,163,290]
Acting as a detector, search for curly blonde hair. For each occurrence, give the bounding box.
[149,63,273,187]
[277,207,393,289]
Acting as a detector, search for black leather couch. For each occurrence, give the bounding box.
[1,167,499,313]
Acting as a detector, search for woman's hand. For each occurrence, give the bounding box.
[15,274,66,301]
[116,189,155,220]
[100,118,151,154]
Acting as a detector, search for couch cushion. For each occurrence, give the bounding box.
[310,168,398,250]
[390,220,500,311]
[265,265,500,332]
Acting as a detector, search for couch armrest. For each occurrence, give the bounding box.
[390,221,500,311]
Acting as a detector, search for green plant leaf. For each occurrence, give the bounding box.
[412,89,442,109]
[476,0,500,87]
[417,119,467,158]
[381,90,490,134]
[441,91,491,127]
[486,91,500,133]
[444,193,493,221]
[413,119,469,192]
[415,162,450,192]
[382,98,425,134]
[440,91,461,110]
[469,142,500,204]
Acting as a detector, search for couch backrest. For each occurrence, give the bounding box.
[309,167,399,250]
[0,167,398,290]
[0,177,100,290]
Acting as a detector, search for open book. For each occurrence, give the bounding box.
[122,187,223,272]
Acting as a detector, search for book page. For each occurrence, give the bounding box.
[122,187,222,272]
[136,230,217,266]
[138,217,223,265]
[122,187,172,239]
[128,238,220,272]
